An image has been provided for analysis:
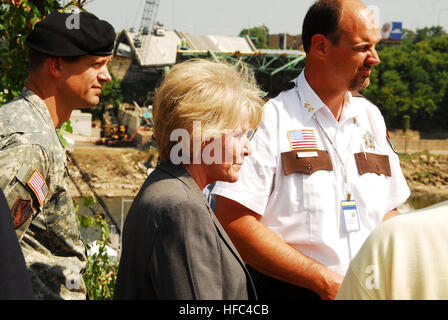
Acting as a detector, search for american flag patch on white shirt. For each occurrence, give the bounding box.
[27,169,48,205]
[287,129,319,151]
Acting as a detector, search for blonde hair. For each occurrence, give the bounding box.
[153,59,264,162]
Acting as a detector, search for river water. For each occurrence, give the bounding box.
[405,194,448,211]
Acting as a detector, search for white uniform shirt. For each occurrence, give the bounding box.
[212,71,410,276]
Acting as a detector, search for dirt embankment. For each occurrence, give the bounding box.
[399,154,448,198]
[67,146,448,203]
[67,146,158,198]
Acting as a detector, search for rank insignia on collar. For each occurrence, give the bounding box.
[27,169,48,206]
[304,103,314,113]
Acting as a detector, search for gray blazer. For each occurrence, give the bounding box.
[114,162,256,300]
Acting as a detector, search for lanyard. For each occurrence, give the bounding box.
[313,114,353,201]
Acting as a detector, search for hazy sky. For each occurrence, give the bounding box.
[83,0,448,36]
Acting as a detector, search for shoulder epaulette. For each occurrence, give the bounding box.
[351,91,376,105]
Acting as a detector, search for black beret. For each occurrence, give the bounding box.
[26,11,116,57]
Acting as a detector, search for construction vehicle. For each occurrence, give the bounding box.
[133,36,142,48]
[96,124,137,147]
[101,124,118,138]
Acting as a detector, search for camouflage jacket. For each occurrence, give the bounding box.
[0,88,87,300]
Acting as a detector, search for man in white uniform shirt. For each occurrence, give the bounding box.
[211,0,410,300]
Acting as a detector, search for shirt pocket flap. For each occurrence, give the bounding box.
[281,150,333,176]
[354,152,391,177]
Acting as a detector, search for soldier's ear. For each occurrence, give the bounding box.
[47,57,63,79]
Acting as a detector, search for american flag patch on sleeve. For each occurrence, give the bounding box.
[27,169,48,206]
[287,129,319,151]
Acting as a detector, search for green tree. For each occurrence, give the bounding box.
[99,73,123,108]
[414,26,446,43]
[402,28,416,45]
[363,27,448,131]
[239,24,270,49]
[76,196,118,300]
[0,0,59,103]
[0,4,7,58]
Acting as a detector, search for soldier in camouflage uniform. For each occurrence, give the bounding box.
[0,11,115,299]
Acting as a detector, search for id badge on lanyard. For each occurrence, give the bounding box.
[313,114,362,233]
[341,200,360,233]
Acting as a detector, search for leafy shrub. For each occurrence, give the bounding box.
[76,196,119,300]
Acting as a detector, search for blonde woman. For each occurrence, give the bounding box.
[114,59,264,300]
